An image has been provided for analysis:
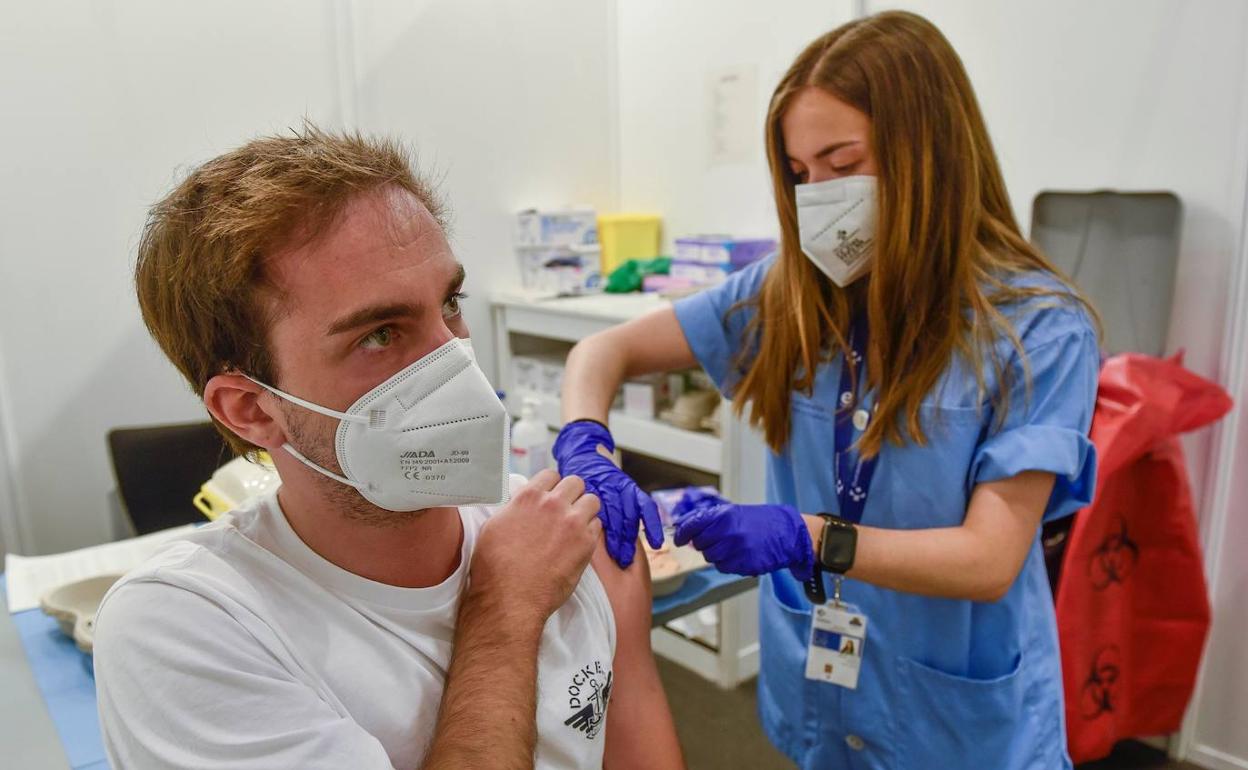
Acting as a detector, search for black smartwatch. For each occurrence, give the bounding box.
[802,514,858,604]
[816,514,858,574]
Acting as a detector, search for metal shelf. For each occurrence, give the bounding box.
[518,390,722,475]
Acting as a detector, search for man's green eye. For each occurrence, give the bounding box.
[444,292,467,318]
[362,327,393,349]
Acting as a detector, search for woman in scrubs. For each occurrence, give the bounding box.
[553,10,1099,769]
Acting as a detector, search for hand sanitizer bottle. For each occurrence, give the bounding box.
[510,397,551,478]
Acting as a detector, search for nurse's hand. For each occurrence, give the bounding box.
[670,487,728,518]
[673,501,815,581]
[552,419,664,568]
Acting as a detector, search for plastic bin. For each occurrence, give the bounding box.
[192,453,280,520]
[598,213,661,274]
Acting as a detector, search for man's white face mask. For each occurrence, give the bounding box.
[248,337,511,511]
[795,175,878,287]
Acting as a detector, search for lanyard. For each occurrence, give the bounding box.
[834,322,878,524]
[804,321,880,607]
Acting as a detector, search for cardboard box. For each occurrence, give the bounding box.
[538,358,565,397]
[514,208,598,248]
[516,246,602,295]
[622,380,658,418]
[673,235,776,269]
[512,356,542,393]
[670,259,732,286]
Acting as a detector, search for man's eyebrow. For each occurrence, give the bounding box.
[326,302,423,336]
[447,263,467,294]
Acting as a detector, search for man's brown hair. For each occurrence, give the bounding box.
[135,124,445,456]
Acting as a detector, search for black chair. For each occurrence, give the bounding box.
[106,421,233,535]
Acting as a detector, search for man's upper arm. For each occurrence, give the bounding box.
[590,541,685,769]
[94,579,392,770]
[590,540,653,651]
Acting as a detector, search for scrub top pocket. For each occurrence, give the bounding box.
[756,575,818,757]
[894,652,1031,769]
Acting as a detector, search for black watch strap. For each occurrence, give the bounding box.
[803,562,827,604]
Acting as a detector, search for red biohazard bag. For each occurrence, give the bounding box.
[1056,353,1232,763]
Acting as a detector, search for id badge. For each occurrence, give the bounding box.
[804,602,868,689]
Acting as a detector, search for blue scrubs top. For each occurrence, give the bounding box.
[673,256,1098,770]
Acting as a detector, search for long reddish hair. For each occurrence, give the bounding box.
[733,11,1096,455]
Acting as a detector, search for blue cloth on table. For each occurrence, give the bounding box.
[651,567,749,619]
[2,574,106,770]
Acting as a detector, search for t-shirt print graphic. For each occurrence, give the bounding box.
[563,663,613,740]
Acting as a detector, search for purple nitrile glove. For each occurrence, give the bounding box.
[671,488,728,519]
[673,502,815,581]
[552,419,664,568]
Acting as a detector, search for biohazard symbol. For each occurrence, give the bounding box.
[1080,645,1122,720]
[1087,516,1139,590]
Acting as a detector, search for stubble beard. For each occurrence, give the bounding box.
[282,402,427,529]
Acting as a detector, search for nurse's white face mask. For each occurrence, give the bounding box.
[795,175,878,287]
[247,337,511,512]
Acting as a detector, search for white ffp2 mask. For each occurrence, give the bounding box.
[248,338,510,512]
[796,175,878,287]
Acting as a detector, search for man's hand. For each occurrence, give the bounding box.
[469,469,602,629]
[426,471,600,769]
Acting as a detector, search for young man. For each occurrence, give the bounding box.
[94,127,683,769]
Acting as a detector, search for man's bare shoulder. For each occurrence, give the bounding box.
[589,539,652,637]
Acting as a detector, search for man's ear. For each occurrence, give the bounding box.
[204,373,287,451]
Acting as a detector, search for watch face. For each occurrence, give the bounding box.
[820,529,839,565]
[820,520,856,573]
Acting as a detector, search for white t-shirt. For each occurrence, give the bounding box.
[94,477,616,769]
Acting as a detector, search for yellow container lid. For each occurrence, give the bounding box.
[599,213,661,224]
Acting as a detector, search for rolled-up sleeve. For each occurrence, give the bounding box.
[969,321,1100,522]
[672,255,773,394]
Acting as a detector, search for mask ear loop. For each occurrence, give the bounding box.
[240,374,376,491]
[280,441,369,491]
[242,375,374,426]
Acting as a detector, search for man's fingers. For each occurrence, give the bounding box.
[571,491,601,523]
[527,468,560,492]
[553,473,587,503]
